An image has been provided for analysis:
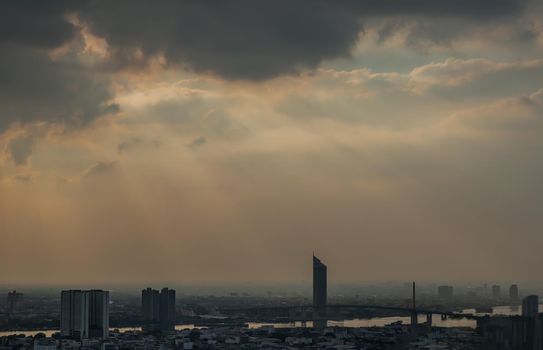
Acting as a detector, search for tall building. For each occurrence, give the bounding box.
[478,316,540,350]
[142,288,160,330]
[60,290,109,340]
[159,288,176,332]
[88,290,109,338]
[522,296,542,350]
[438,286,454,302]
[492,285,501,301]
[510,284,520,305]
[142,288,175,332]
[61,290,89,339]
[6,290,24,314]
[312,255,327,318]
[523,295,539,318]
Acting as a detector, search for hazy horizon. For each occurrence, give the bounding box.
[2,0,543,285]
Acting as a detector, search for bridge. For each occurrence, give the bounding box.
[219,256,483,327]
[220,303,480,324]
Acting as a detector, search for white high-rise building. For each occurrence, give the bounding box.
[61,290,89,339]
[61,290,109,339]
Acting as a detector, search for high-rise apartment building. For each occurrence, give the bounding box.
[522,295,539,318]
[142,288,175,332]
[492,285,501,301]
[159,288,176,332]
[60,290,109,339]
[6,290,24,314]
[88,290,109,338]
[142,288,160,327]
[510,284,520,305]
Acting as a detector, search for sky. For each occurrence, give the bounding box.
[1,0,543,286]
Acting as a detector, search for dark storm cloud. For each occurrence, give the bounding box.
[78,0,528,80]
[0,1,82,49]
[79,0,361,80]
[0,48,118,132]
[349,0,525,18]
[0,0,117,133]
[0,0,532,133]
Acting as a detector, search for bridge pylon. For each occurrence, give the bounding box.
[410,282,418,328]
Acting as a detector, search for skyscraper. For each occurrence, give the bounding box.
[159,288,176,332]
[61,290,89,339]
[142,288,175,332]
[60,290,109,340]
[6,290,24,314]
[142,288,160,331]
[88,290,109,338]
[522,295,539,318]
[510,284,520,305]
[522,295,541,350]
[492,285,501,301]
[313,255,327,317]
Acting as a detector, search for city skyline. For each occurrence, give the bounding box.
[1,0,543,285]
[2,257,542,349]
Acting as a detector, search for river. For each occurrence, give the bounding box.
[1,305,537,338]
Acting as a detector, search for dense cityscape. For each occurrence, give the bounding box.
[1,257,542,350]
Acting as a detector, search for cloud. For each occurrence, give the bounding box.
[0,1,118,133]
[118,138,144,153]
[0,1,81,49]
[6,135,34,166]
[409,58,543,97]
[118,137,161,153]
[124,96,248,140]
[269,58,543,128]
[0,0,537,137]
[0,47,118,132]
[13,174,33,183]
[187,136,207,148]
[445,89,543,134]
[83,161,116,177]
[78,0,529,80]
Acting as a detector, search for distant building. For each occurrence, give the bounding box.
[60,290,109,340]
[510,285,520,305]
[142,288,175,332]
[313,255,327,327]
[438,286,454,302]
[6,290,24,314]
[88,290,109,338]
[101,343,119,350]
[522,295,543,350]
[142,288,160,330]
[60,290,88,339]
[478,315,536,349]
[159,288,176,332]
[33,340,58,350]
[523,295,539,318]
[492,285,501,301]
